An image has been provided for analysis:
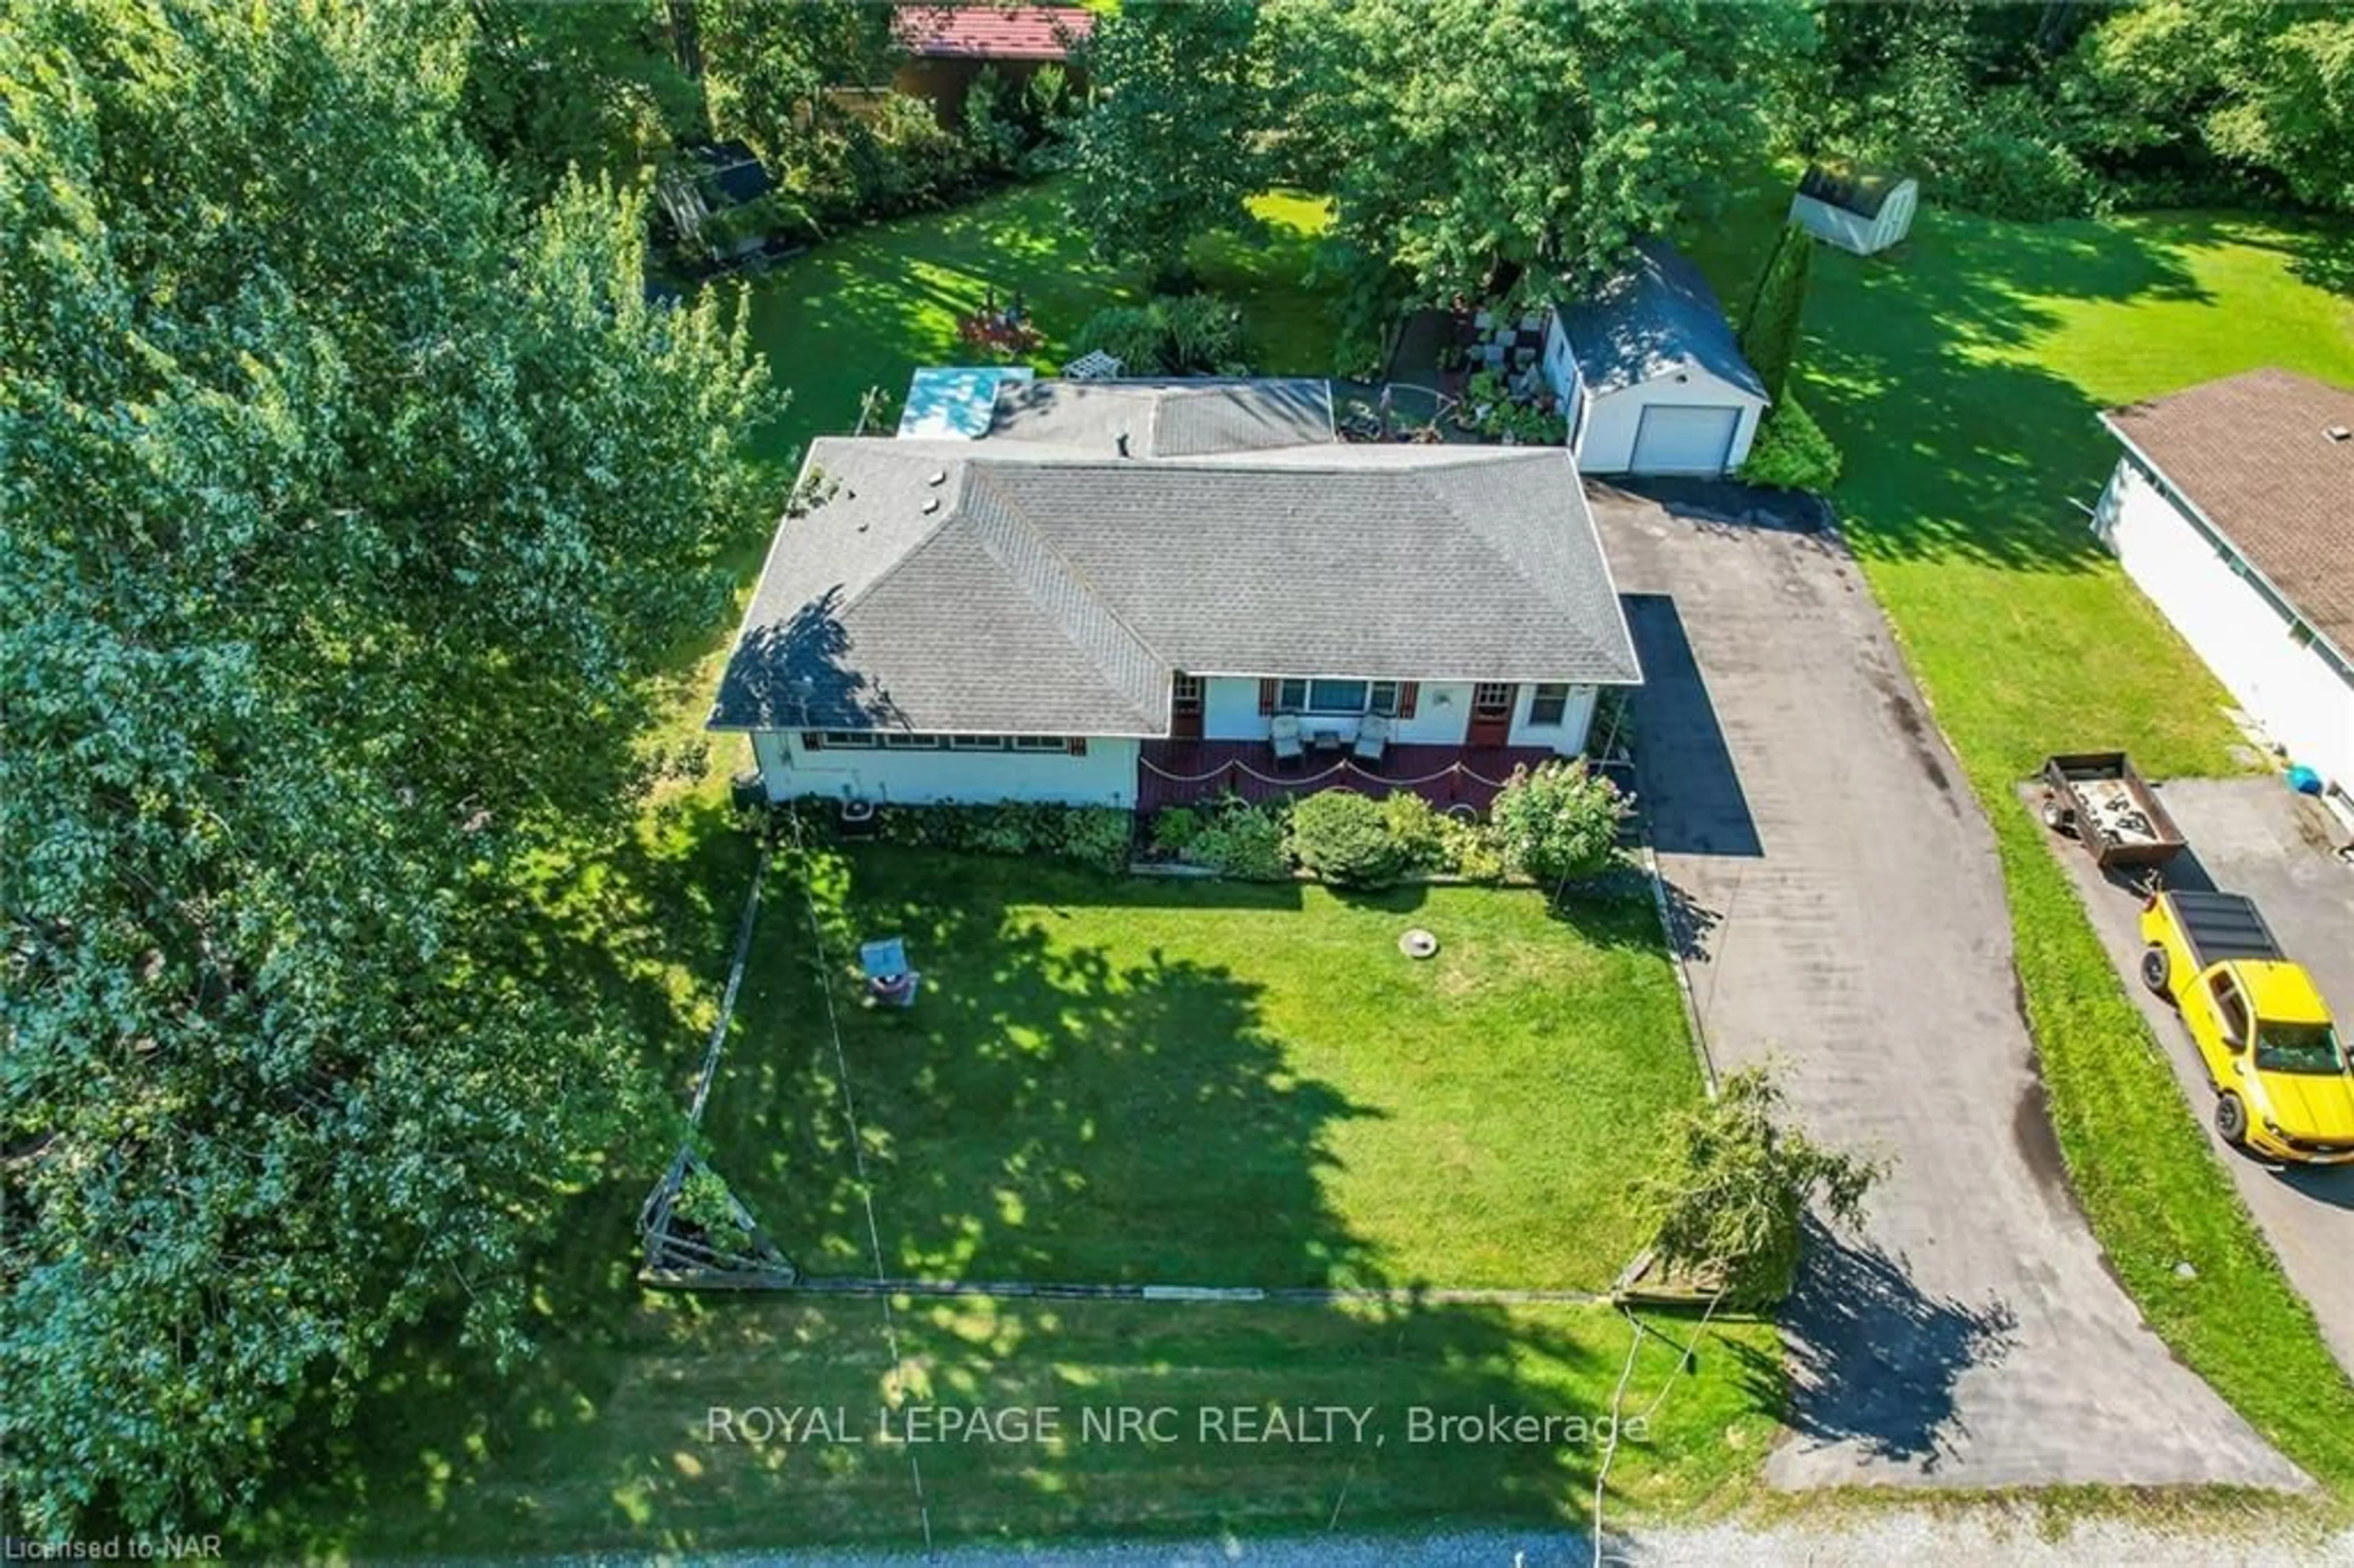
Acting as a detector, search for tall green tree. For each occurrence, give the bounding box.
[451,0,701,189]
[0,0,765,1537]
[1067,0,1264,286]
[1284,0,1816,308]
[694,0,902,162]
[1739,223,1814,408]
[2083,1,2354,213]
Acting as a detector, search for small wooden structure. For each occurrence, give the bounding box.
[639,1145,799,1289]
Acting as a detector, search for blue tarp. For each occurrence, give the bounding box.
[896,365,1037,440]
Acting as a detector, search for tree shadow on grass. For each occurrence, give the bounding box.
[1799,208,2207,575]
[244,813,1775,1557]
[721,842,1385,1288]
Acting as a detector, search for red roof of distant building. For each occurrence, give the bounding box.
[894,5,1092,61]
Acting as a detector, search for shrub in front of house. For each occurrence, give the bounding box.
[1183,799,1293,881]
[1379,793,1448,874]
[876,802,1132,873]
[1738,393,1842,492]
[1491,760,1629,888]
[1287,791,1408,888]
[1438,813,1507,882]
[1150,805,1203,856]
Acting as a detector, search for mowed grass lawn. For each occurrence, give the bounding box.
[253,1287,1775,1558]
[709,845,1702,1291]
[247,831,1772,1558]
[736,180,1338,469]
[1685,184,2354,1491]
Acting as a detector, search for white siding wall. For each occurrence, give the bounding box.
[748,731,1144,807]
[1201,676,1266,740]
[1542,314,1582,408]
[2097,457,2354,792]
[1788,194,1873,254]
[1577,373,1764,476]
[1506,683,1599,755]
[1789,185,1919,256]
[1200,676,1478,745]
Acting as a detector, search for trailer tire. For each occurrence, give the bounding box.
[2215,1092,2250,1147]
[2041,796,2071,835]
[2139,944,2171,995]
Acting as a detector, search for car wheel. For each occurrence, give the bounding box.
[2139,944,2171,995]
[2215,1092,2250,1147]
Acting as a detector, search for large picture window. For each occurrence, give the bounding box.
[1274,678,1401,715]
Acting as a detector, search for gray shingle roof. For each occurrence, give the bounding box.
[1560,239,1767,401]
[2104,368,2354,655]
[1799,160,1908,219]
[710,434,1639,735]
[988,378,1335,459]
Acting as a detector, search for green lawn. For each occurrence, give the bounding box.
[709,846,1702,1291]
[734,180,1336,470]
[250,1284,1775,1558]
[1685,181,2354,1493]
[247,831,1773,1558]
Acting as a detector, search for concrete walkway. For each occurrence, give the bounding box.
[2043,775,2354,1376]
[1593,481,2301,1490]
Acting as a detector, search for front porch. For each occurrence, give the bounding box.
[1137,738,1560,816]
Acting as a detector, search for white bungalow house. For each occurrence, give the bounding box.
[709,378,1643,813]
[1789,161,1919,256]
[2095,368,2354,812]
[1544,240,1768,478]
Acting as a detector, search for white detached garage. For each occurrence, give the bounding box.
[1544,240,1769,478]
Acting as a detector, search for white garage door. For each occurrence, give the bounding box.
[1630,405,1742,474]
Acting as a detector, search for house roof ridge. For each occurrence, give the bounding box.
[821,463,968,625]
[958,466,1171,728]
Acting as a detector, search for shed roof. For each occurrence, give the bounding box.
[2103,367,2354,656]
[1798,160,1910,219]
[1558,239,1767,402]
[893,5,1093,61]
[709,437,1640,735]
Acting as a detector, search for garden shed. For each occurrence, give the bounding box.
[1545,240,1767,477]
[1789,161,1919,256]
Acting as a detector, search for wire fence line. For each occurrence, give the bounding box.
[779,815,935,1554]
[1138,755,1524,790]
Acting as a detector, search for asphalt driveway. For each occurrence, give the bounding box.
[1593,481,2301,1490]
[2041,775,2354,1376]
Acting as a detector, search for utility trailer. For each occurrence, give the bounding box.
[2038,752,2186,871]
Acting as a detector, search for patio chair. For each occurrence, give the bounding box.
[1271,714,1305,763]
[859,937,920,1008]
[1352,712,1392,763]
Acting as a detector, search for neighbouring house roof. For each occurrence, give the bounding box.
[1797,160,1910,219]
[988,378,1336,459]
[709,424,1640,736]
[2103,367,2354,656]
[1559,240,1767,402]
[893,4,1093,61]
[897,365,1036,440]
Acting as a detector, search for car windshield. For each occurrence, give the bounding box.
[2255,1021,2348,1076]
